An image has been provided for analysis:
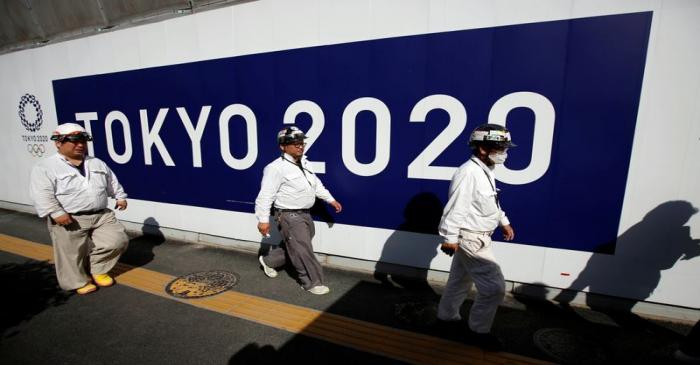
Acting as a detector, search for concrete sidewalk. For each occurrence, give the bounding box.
[0,207,697,364]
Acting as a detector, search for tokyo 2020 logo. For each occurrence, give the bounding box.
[18,94,43,132]
[19,94,49,158]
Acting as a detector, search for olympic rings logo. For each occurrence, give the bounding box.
[18,94,43,132]
[27,144,46,157]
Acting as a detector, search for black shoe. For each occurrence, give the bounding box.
[469,331,503,352]
[435,320,503,351]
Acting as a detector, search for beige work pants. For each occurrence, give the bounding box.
[437,229,506,333]
[47,209,129,290]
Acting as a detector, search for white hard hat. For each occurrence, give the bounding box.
[53,123,87,136]
[51,123,92,142]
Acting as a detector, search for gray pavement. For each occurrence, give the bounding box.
[0,208,696,364]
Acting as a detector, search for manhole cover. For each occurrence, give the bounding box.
[165,270,239,299]
[533,328,607,364]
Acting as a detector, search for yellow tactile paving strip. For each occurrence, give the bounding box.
[0,233,551,365]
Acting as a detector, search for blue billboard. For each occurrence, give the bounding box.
[53,12,652,253]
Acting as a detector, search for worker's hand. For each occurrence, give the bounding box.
[53,214,74,226]
[440,242,458,256]
[501,224,515,241]
[115,199,128,211]
[258,222,270,237]
[329,200,343,213]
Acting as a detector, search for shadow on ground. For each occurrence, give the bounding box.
[510,283,690,364]
[228,201,698,364]
[0,260,71,340]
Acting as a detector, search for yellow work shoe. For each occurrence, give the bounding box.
[92,273,114,287]
[76,283,97,295]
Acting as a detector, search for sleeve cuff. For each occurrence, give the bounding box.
[443,234,459,243]
[50,210,67,218]
[500,215,510,227]
[257,216,270,224]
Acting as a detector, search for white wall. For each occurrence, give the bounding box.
[1,0,699,308]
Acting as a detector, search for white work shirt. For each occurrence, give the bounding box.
[29,153,127,218]
[255,153,335,223]
[438,157,510,243]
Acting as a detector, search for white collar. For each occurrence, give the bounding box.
[282,153,305,164]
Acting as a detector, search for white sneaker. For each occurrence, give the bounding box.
[306,285,330,295]
[258,256,277,278]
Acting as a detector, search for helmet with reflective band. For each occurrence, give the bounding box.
[50,123,93,142]
[469,123,516,149]
[277,126,307,145]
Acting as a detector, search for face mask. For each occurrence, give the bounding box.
[489,151,508,164]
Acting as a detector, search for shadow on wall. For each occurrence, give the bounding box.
[0,260,72,340]
[118,217,166,269]
[369,193,443,326]
[555,200,700,317]
[374,192,443,295]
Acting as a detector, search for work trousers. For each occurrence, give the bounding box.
[437,230,506,333]
[47,209,129,290]
[262,211,324,290]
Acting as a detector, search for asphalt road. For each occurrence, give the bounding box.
[0,208,695,364]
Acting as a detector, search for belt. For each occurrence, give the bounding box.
[276,208,310,214]
[72,208,105,216]
[460,228,494,236]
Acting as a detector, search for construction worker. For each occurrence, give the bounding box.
[29,123,129,295]
[255,126,342,295]
[436,123,516,351]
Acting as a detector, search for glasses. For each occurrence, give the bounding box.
[288,143,306,148]
[52,132,93,143]
[62,135,91,143]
